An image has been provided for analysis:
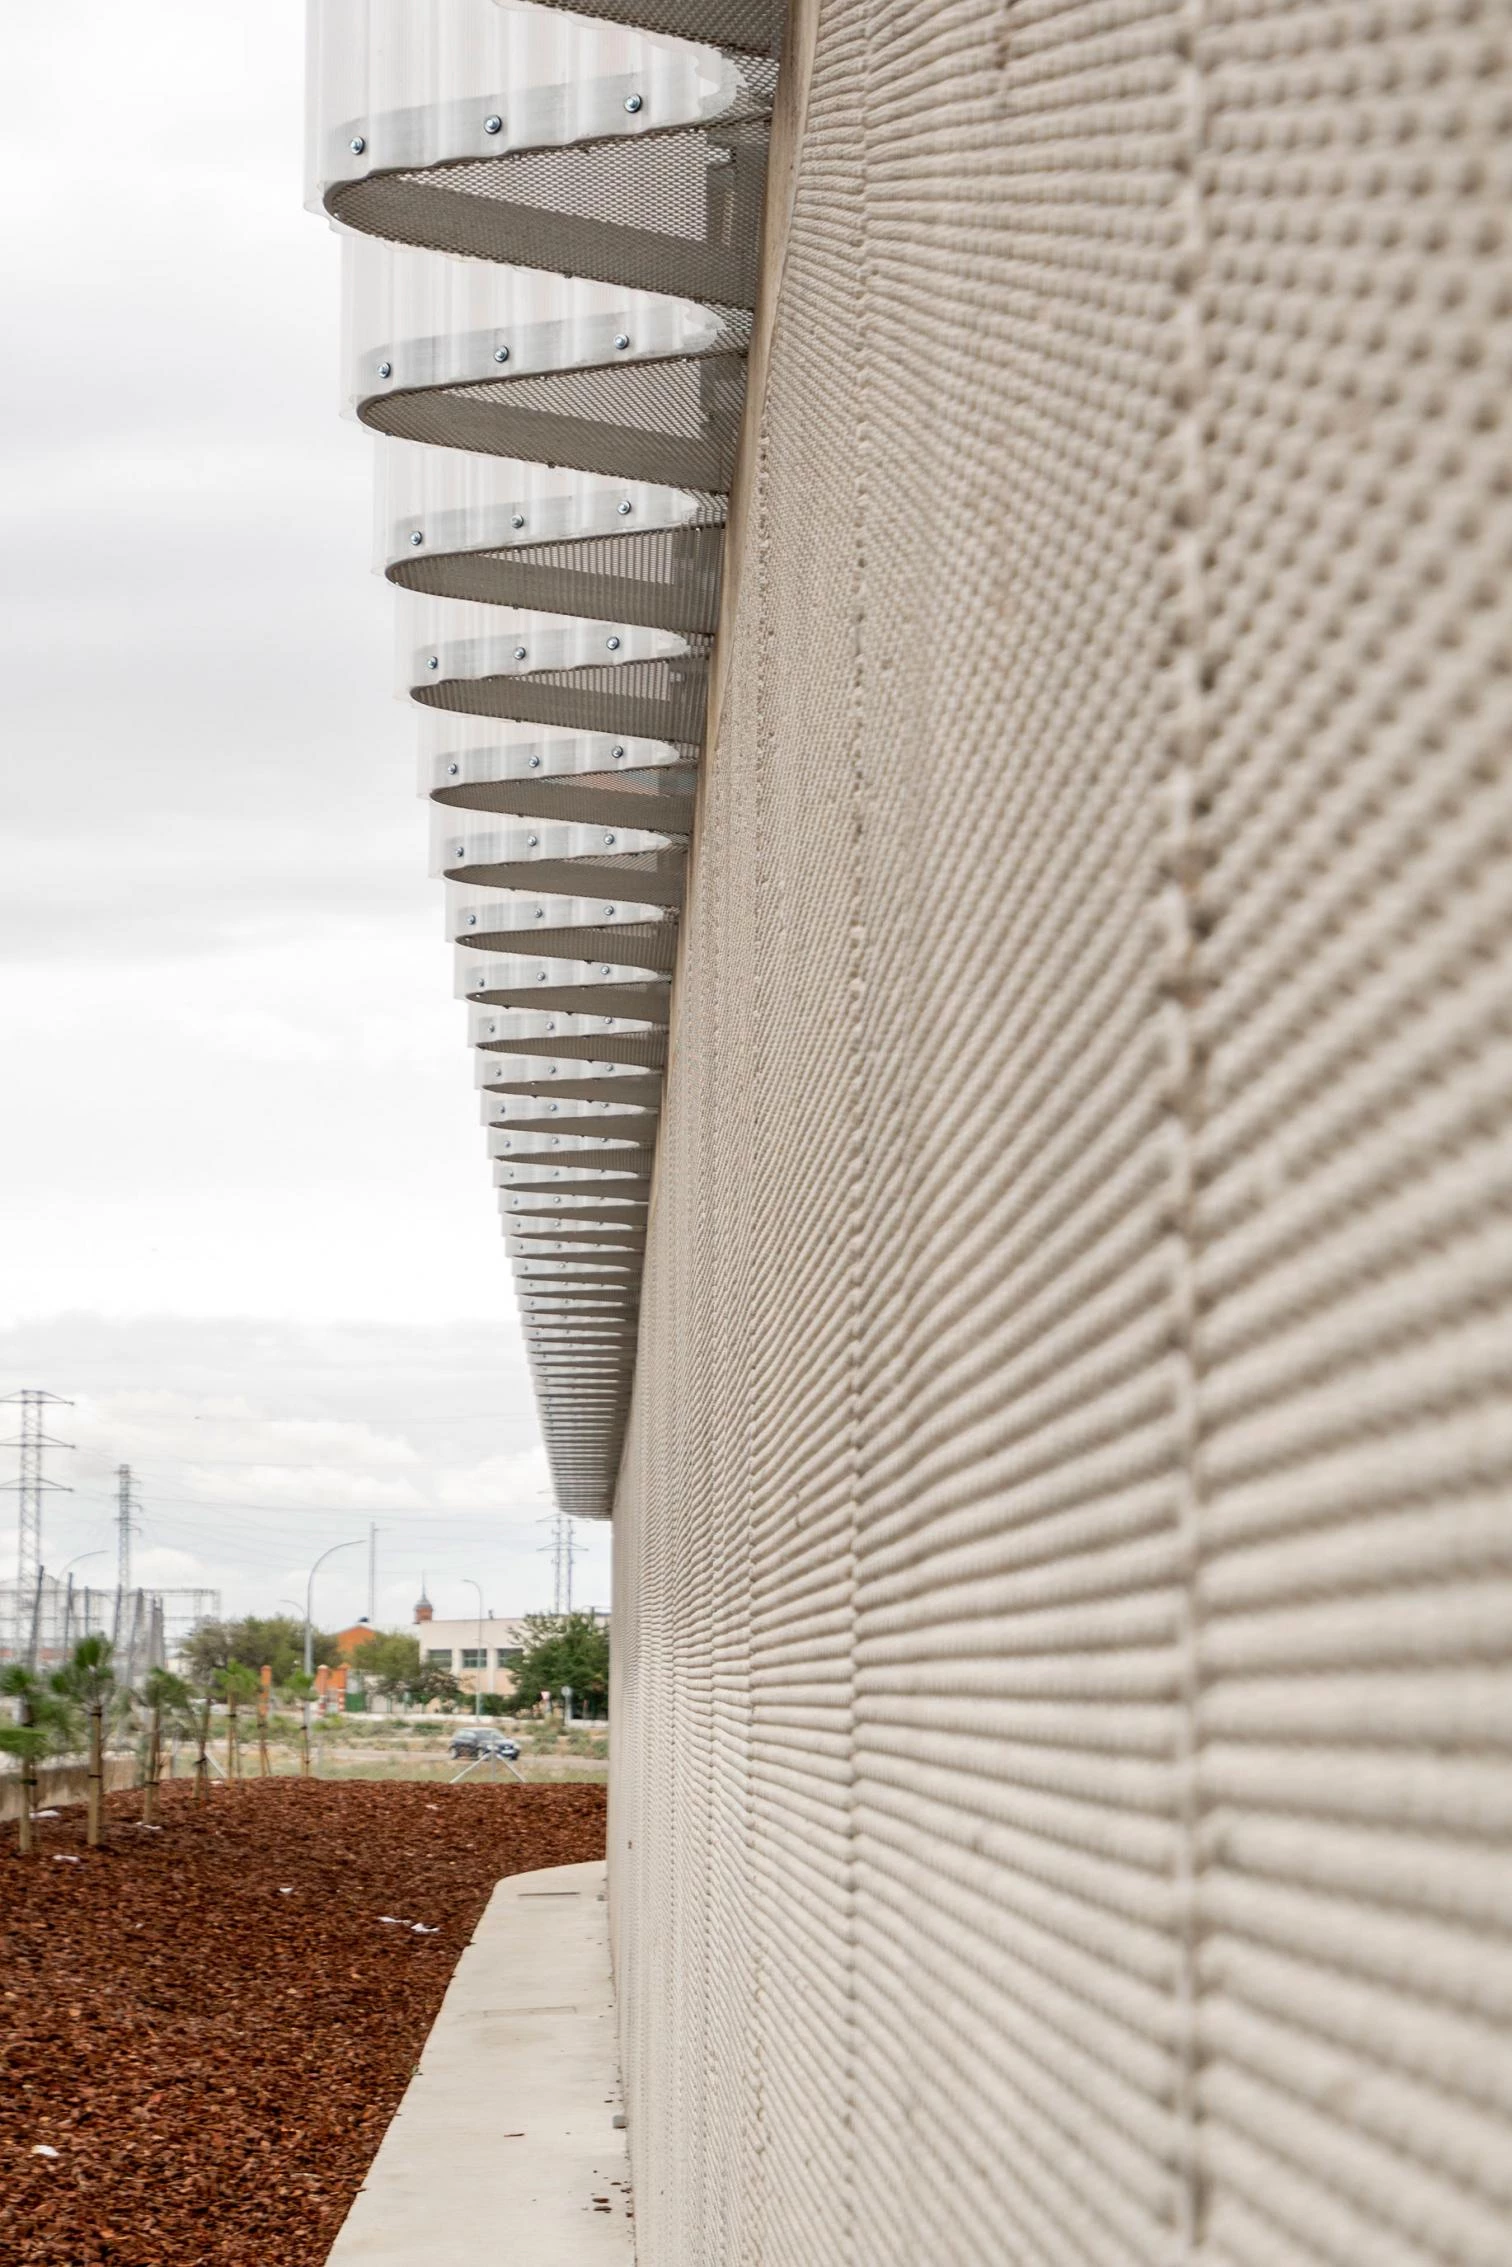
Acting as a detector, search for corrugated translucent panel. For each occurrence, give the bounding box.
[398,590,710,743]
[308,0,760,213]
[378,442,726,632]
[525,0,785,54]
[422,712,698,834]
[610,0,1512,2256]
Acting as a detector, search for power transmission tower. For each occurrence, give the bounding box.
[1,1390,74,1591]
[551,1508,578,1615]
[115,1463,142,1596]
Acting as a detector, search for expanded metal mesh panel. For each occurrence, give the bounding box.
[530,0,785,54]
[335,122,771,306]
[364,351,750,491]
[611,0,1512,2260]
[434,764,699,834]
[392,524,728,634]
[415,651,710,742]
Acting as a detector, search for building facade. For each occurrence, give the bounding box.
[308,2,1512,2261]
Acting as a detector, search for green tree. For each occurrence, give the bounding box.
[353,1631,423,1700]
[185,1615,337,1686]
[0,1664,79,1856]
[51,1636,119,1847]
[409,1660,466,1712]
[348,1631,464,1711]
[512,1613,610,1719]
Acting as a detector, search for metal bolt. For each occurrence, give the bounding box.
[528,754,542,769]
[527,834,539,847]
[493,345,510,364]
[534,908,545,920]
[349,135,367,155]
[514,646,528,661]
[467,913,478,927]
[613,334,630,351]
[484,114,503,135]
[409,530,424,547]
[378,360,393,379]
[606,635,622,652]
[617,500,633,517]
[426,655,440,671]
[448,762,460,777]
[537,971,548,982]
[611,743,626,759]
[604,906,617,917]
[624,93,643,112]
[511,512,526,529]
[604,833,617,846]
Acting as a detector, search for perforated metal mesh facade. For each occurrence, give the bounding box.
[610,0,1512,2259]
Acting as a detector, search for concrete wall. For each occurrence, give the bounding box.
[610,0,1512,2260]
[0,1754,137,1825]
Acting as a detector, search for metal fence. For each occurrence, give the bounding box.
[0,1573,166,1690]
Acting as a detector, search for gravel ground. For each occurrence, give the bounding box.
[0,1778,607,2266]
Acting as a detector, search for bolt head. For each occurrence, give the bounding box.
[613,334,630,351]
[611,744,626,759]
[409,529,424,546]
[448,762,460,777]
[426,655,440,671]
[528,755,542,770]
[511,512,526,529]
[513,645,528,662]
[484,114,503,135]
[349,135,367,155]
[377,360,393,379]
[467,914,478,927]
[624,93,643,112]
[493,345,510,364]
[617,500,633,516]
[606,635,622,651]
[527,834,539,847]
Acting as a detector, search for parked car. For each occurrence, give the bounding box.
[448,1729,521,1761]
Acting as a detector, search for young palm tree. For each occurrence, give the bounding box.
[218,1662,260,1783]
[135,1667,190,1826]
[52,1636,117,1849]
[0,1664,79,1856]
[186,1678,215,1805]
[280,1670,316,1777]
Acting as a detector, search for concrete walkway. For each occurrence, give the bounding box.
[326,1860,634,2263]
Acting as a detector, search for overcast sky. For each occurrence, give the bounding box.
[0,2,610,1625]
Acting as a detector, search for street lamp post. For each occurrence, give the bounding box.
[305,1539,364,1676]
[463,1577,485,1719]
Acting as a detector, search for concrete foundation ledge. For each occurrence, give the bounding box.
[325,1858,633,2263]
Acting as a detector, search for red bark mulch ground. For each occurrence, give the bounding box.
[0,1778,607,2266]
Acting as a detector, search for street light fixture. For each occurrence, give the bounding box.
[463,1577,485,1719]
[304,1539,364,1676]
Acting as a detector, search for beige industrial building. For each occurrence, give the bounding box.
[308,0,1512,2259]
